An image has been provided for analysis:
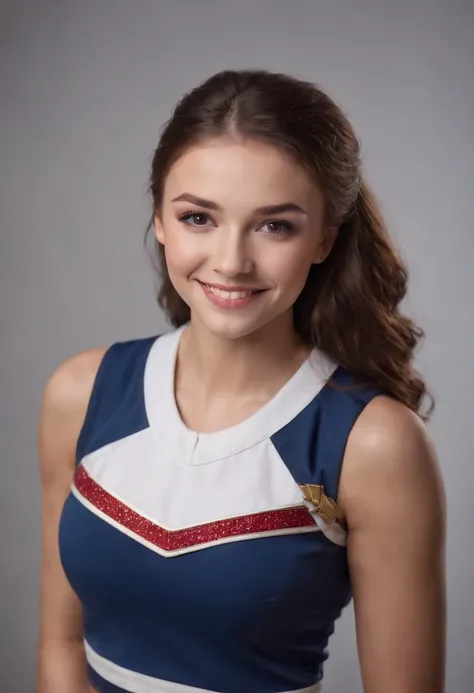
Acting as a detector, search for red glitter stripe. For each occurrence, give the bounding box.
[74,465,315,552]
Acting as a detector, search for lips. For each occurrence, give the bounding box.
[203,285,259,300]
[197,281,265,299]
[197,280,266,310]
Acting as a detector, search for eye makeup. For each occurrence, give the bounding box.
[175,209,296,239]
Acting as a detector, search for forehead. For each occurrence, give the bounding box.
[163,137,322,211]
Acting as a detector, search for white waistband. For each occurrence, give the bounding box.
[85,639,322,693]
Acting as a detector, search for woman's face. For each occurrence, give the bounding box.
[155,136,336,341]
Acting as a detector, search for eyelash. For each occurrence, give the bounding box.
[175,210,295,238]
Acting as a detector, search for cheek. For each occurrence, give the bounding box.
[162,228,205,276]
[265,242,315,288]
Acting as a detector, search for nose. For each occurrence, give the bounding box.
[213,229,254,277]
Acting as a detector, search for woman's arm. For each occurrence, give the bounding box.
[339,396,446,693]
[37,348,106,693]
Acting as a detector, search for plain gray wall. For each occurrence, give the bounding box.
[1,1,473,691]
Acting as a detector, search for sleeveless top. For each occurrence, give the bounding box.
[59,326,381,693]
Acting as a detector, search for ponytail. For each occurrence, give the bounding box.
[294,181,433,419]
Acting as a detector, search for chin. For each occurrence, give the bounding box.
[191,306,288,343]
[196,315,261,341]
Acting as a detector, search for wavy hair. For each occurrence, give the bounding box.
[147,69,433,419]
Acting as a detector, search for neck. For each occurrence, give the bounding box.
[177,313,310,399]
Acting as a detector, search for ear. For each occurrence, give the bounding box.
[312,225,338,264]
[154,213,165,245]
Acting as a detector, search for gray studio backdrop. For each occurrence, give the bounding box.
[1,1,473,691]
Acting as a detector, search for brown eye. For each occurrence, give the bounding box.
[177,211,212,227]
[261,220,294,237]
[189,214,208,225]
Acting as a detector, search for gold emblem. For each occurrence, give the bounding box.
[299,484,339,523]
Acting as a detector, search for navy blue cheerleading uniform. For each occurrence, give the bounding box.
[59,326,381,693]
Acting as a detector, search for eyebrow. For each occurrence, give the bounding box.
[171,192,308,216]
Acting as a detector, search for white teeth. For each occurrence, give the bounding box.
[206,284,255,299]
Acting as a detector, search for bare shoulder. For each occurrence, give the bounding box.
[38,347,109,485]
[338,395,445,529]
[338,398,446,691]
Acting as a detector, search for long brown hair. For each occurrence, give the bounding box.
[147,69,433,419]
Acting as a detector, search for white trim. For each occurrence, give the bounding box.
[85,640,322,693]
[311,511,347,547]
[144,328,337,466]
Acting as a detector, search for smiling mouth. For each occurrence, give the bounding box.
[197,281,265,300]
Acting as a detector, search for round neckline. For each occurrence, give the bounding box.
[145,326,337,465]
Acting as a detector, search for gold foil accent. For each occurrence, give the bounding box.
[299,484,339,523]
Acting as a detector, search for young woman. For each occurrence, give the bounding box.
[37,69,446,693]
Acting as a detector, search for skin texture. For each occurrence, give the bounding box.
[37,348,106,693]
[340,397,445,693]
[154,136,338,428]
[37,135,445,692]
[155,137,336,346]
